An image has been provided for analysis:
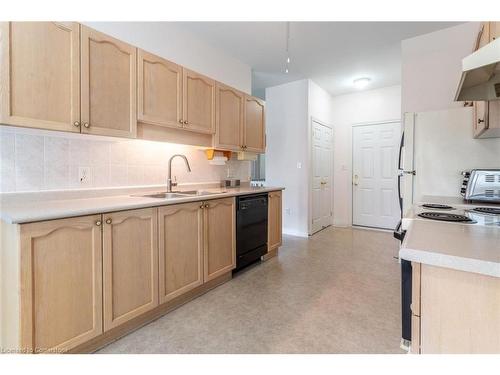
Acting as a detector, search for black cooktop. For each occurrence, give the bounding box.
[421,203,454,210]
[418,212,474,223]
[471,207,500,215]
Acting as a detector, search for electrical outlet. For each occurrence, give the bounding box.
[296,162,302,169]
[78,167,91,186]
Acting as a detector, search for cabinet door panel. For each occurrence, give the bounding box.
[159,202,204,303]
[215,83,244,150]
[204,198,236,282]
[244,96,265,153]
[20,215,102,353]
[268,191,282,251]
[183,68,215,134]
[81,26,136,138]
[0,22,80,132]
[103,208,158,330]
[138,49,183,128]
[473,101,488,138]
[489,22,499,42]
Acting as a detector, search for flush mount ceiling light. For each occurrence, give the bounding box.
[353,77,371,89]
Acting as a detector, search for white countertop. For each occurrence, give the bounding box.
[400,197,500,278]
[0,186,284,224]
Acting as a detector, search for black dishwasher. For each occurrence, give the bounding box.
[235,194,268,271]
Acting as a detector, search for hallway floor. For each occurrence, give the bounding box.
[98,227,403,354]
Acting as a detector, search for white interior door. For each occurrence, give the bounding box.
[352,121,401,229]
[311,120,333,235]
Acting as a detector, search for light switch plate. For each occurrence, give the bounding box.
[78,166,91,186]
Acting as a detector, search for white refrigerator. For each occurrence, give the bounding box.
[399,106,500,214]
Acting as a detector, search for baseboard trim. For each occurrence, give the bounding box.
[282,229,309,238]
[262,247,279,261]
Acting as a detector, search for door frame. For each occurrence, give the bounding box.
[351,119,401,229]
[308,116,334,236]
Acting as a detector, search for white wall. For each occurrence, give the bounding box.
[265,80,309,236]
[84,22,252,94]
[330,85,402,227]
[265,79,333,236]
[401,22,480,113]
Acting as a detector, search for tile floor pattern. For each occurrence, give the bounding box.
[98,227,403,354]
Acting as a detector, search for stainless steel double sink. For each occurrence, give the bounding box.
[131,190,219,199]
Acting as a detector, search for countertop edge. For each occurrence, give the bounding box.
[1,187,285,225]
[399,248,500,278]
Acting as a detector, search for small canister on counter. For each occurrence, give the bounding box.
[220,179,241,188]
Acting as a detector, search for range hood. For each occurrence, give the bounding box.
[455,38,500,101]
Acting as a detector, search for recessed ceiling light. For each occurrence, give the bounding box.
[353,77,371,89]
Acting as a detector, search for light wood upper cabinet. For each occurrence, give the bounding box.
[243,95,266,153]
[19,215,103,353]
[137,49,183,129]
[473,101,489,137]
[102,208,158,331]
[472,22,500,139]
[80,26,137,138]
[215,83,244,151]
[0,22,81,132]
[183,68,216,134]
[159,202,204,304]
[268,191,282,252]
[491,22,500,41]
[204,197,236,282]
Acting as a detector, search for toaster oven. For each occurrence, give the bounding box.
[461,169,500,203]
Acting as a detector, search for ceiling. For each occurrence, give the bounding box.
[176,22,463,98]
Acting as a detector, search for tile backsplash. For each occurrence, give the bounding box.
[0,126,251,193]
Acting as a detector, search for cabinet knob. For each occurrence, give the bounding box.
[478,118,485,124]
[179,119,183,124]
[204,204,209,208]
[95,220,102,226]
[73,121,81,127]
[105,218,112,224]
[183,120,188,125]
[200,204,204,209]
[83,122,90,128]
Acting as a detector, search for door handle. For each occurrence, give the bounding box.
[398,169,416,176]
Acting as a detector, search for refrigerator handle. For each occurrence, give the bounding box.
[397,133,404,212]
[398,132,404,170]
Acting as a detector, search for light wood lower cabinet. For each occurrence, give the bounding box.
[102,208,158,330]
[413,263,500,354]
[159,198,236,296]
[204,197,236,282]
[19,215,103,353]
[7,197,238,353]
[158,202,204,304]
[0,22,81,132]
[268,191,282,252]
